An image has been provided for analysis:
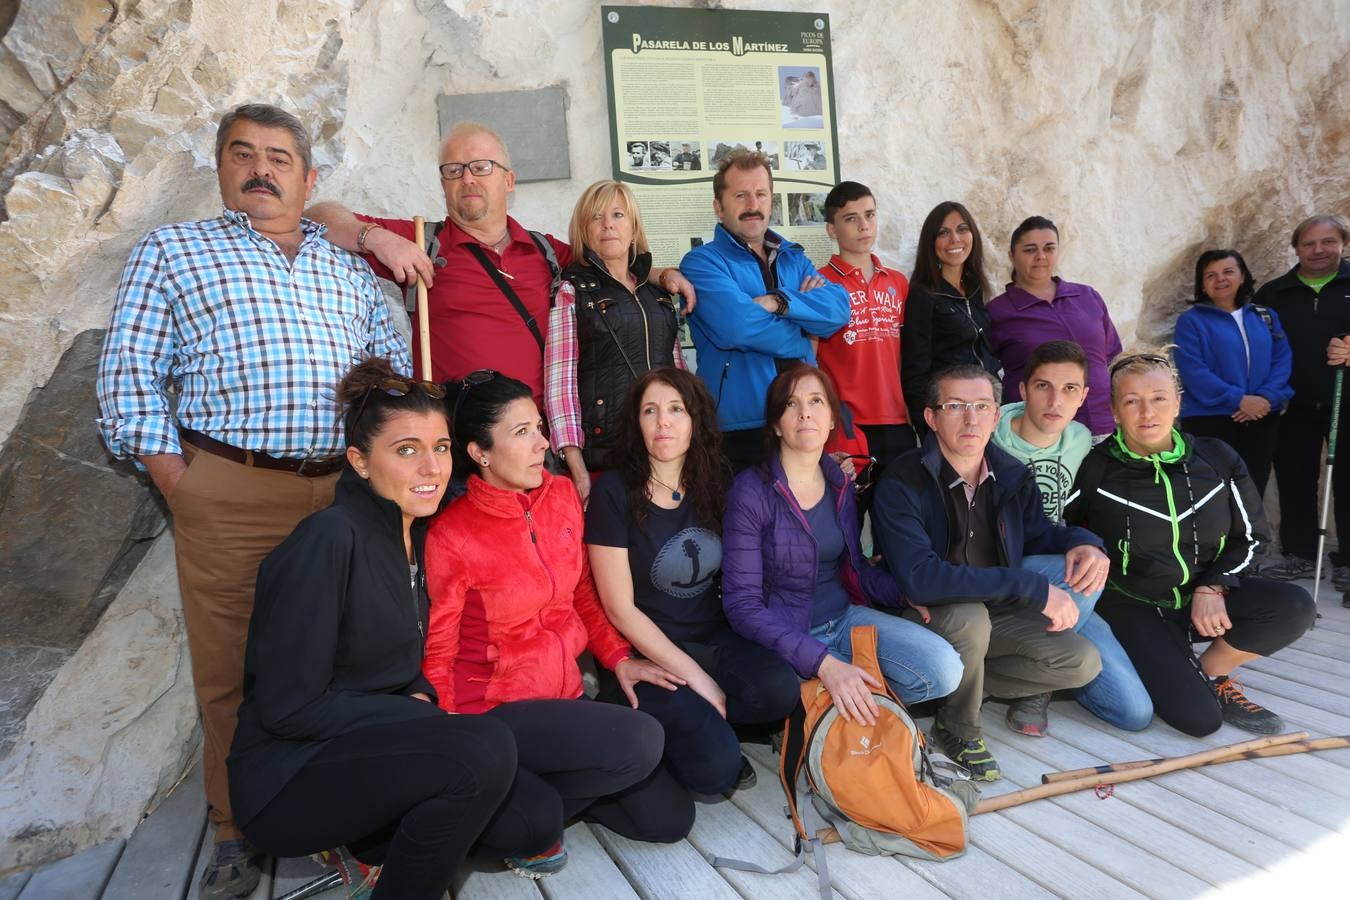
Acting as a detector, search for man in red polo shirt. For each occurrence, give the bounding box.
[307,123,693,397]
[815,181,914,506]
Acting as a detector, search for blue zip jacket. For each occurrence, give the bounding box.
[871,434,1104,611]
[1174,301,1294,418]
[681,225,849,431]
[722,452,903,677]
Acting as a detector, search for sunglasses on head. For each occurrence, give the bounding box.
[353,376,447,423]
[451,369,499,421]
[1109,353,1171,377]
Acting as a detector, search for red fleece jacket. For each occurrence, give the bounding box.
[423,471,631,712]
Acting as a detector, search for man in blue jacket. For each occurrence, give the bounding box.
[872,364,1106,781]
[680,150,849,470]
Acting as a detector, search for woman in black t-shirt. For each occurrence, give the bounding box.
[586,368,801,796]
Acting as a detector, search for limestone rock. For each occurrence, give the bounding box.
[0,531,196,875]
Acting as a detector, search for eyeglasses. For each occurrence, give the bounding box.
[1109,353,1171,377]
[931,401,997,418]
[353,377,447,425]
[451,369,498,422]
[438,159,509,180]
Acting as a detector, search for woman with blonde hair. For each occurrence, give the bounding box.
[544,180,685,505]
[1064,350,1314,736]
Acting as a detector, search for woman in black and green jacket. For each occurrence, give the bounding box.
[1064,351,1314,737]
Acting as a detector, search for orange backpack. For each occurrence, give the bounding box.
[707,627,977,897]
[787,626,977,889]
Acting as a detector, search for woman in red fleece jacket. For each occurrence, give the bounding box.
[424,371,694,880]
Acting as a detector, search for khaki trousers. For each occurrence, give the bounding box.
[169,446,338,841]
[906,602,1101,740]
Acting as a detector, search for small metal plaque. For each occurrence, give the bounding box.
[437,86,571,184]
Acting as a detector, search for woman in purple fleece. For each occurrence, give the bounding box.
[988,216,1122,439]
[721,364,962,724]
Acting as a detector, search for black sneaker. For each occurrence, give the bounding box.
[1333,564,1350,592]
[1006,693,1052,736]
[200,839,263,899]
[1262,553,1316,581]
[1212,675,1284,734]
[931,719,1001,781]
[733,754,757,792]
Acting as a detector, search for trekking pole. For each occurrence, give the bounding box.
[973,732,1307,814]
[412,216,433,379]
[1038,733,1348,784]
[1311,366,1345,622]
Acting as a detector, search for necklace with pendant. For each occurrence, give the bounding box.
[650,475,682,501]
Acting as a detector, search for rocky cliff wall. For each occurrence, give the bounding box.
[0,0,1346,873]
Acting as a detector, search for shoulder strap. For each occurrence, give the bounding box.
[1248,303,1281,338]
[528,230,563,301]
[465,243,546,354]
[404,219,446,314]
[847,626,896,702]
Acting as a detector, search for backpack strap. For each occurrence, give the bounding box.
[404,219,446,314]
[848,626,898,704]
[1248,303,1284,340]
[703,700,834,898]
[528,230,563,300]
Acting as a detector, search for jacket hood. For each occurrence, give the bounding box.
[994,402,1093,465]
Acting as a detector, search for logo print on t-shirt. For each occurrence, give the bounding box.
[1031,458,1073,522]
[651,527,721,600]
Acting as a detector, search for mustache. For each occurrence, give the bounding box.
[242,177,281,198]
[738,211,764,221]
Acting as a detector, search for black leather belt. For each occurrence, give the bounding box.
[180,429,344,477]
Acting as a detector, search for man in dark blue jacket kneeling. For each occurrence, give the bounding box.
[872,364,1106,781]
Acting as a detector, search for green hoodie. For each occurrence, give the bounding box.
[992,401,1093,522]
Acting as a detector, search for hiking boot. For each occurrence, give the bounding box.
[1262,553,1315,581]
[1333,564,1350,592]
[1006,693,1052,736]
[1212,675,1284,734]
[505,840,568,879]
[200,839,263,900]
[931,720,1001,782]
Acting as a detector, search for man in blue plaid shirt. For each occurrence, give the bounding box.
[97,103,410,899]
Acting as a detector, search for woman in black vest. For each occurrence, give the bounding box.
[545,180,685,505]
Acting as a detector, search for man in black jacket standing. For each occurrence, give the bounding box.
[1257,215,1350,587]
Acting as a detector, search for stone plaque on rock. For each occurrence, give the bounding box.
[436,86,571,184]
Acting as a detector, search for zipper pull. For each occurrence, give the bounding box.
[525,508,537,543]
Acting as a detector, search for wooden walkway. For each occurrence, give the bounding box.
[6,577,1350,899]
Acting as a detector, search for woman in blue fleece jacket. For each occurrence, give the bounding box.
[1174,249,1293,496]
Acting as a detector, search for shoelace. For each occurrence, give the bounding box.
[1215,677,1261,712]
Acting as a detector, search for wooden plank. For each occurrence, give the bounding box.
[538,822,639,900]
[454,860,544,900]
[1035,712,1311,864]
[686,794,845,900]
[588,826,740,900]
[0,872,30,900]
[103,765,207,899]
[1265,644,1350,680]
[740,744,1053,900]
[17,840,123,900]
[1286,632,1350,662]
[984,719,1261,886]
[1235,676,1350,740]
[1236,668,1350,721]
[1054,705,1346,836]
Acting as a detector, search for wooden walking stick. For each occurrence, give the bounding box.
[412,215,433,379]
[973,731,1308,815]
[1038,732,1350,784]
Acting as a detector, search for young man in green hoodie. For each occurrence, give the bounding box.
[993,340,1152,732]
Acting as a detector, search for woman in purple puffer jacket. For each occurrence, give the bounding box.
[721,364,962,724]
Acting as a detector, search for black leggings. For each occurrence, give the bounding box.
[1098,577,1315,737]
[473,699,692,858]
[242,715,516,900]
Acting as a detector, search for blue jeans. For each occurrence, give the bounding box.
[1021,555,1153,730]
[809,604,963,704]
